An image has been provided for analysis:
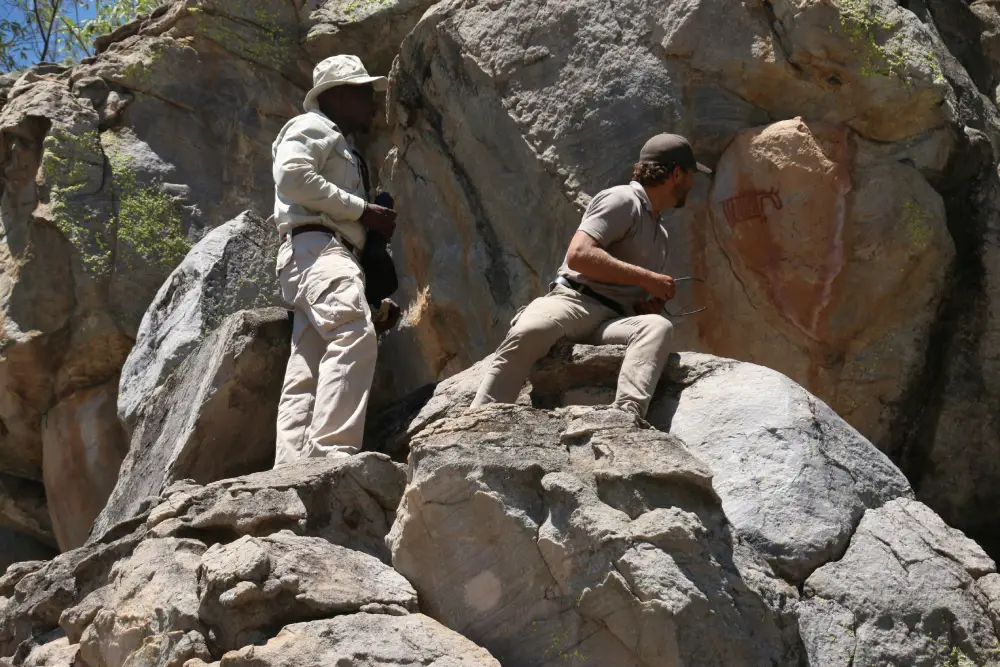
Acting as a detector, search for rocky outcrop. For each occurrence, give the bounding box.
[389,404,798,665]
[380,348,998,665]
[185,615,500,667]
[117,211,281,432]
[91,308,290,544]
[800,498,1000,666]
[0,0,304,550]
[384,344,913,583]
[5,346,1000,665]
[0,453,488,667]
[0,0,423,553]
[375,0,1000,558]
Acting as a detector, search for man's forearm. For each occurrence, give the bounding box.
[567,244,658,287]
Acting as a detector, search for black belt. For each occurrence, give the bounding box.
[289,224,360,256]
[553,275,625,316]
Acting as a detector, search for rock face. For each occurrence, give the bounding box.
[0,0,421,553]
[41,381,127,551]
[0,453,494,667]
[4,347,999,666]
[384,347,991,665]
[389,404,797,665]
[0,0,303,551]
[91,308,290,544]
[703,118,953,444]
[117,211,282,433]
[375,0,1000,556]
[800,498,1000,666]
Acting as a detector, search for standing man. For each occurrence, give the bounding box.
[471,134,711,418]
[272,54,400,466]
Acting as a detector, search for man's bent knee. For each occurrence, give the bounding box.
[634,314,674,344]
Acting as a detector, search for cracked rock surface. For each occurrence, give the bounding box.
[800,498,1000,666]
[389,404,799,666]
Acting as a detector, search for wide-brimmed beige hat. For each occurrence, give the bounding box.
[303,55,388,112]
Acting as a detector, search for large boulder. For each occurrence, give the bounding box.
[196,531,417,652]
[185,615,500,667]
[654,353,915,583]
[381,347,1000,664]
[379,344,913,584]
[389,404,798,665]
[117,210,282,432]
[141,453,406,562]
[800,498,1000,666]
[373,0,1000,560]
[91,308,290,544]
[40,381,127,551]
[0,445,492,667]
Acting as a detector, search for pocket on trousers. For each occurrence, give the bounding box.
[303,271,367,333]
[510,305,528,328]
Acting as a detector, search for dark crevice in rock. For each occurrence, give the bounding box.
[884,126,998,556]
[760,0,802,74]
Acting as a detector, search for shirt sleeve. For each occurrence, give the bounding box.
[576,189,635,248]
[272,116,367,221]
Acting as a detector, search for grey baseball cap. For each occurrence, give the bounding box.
[639,133,712,174]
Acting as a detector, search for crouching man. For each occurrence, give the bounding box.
[471,134,711,418]
[272,54,401,466]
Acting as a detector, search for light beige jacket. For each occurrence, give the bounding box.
[271,110,367,250]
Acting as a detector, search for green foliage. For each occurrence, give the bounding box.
[105,142,191,274]
[837,0,907,78]
[902,197,934,252]
[42,127,191,277]
[340,0,392,21]
[42,128,113,274]
[0,0,161,72]
[192,5,296,71]
[835,0,946,85]
[944,646,978,666]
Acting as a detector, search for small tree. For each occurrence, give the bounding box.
[0,0,160,72]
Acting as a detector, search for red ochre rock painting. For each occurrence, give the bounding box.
[709,119,853,342]
[721,188,783,228]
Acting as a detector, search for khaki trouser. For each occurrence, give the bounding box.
[471,284,674,417]
[274,231,376,467]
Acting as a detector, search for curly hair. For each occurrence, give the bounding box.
[632,162,676,187]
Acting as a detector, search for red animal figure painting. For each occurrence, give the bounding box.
[721,187,783,228]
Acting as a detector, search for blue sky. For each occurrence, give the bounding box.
[1,0,100,71]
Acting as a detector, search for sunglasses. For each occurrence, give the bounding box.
[661,277,707,318]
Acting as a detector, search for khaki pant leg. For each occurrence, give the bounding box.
[274,310,324,467]
[593,314,674,418]
[472,285,610,407]
[274,233,376,466]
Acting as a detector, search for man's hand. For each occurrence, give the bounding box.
[373,299,402,335]
[640,273,676,301]
[634,297,665,315]
[360,203,397,240]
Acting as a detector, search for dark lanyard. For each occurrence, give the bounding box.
[351,149,371,202]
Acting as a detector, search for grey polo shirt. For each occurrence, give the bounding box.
[557,181,669,308]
